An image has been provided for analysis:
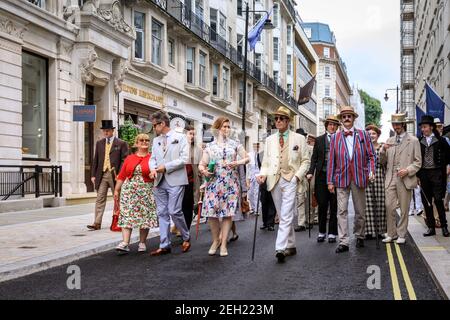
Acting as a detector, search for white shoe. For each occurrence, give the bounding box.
[395,237,406,244]
[382,233,388,238]
[138,243,147,252]
[116,242,130,252]
[409,211,415,216]
[382,237,395,243]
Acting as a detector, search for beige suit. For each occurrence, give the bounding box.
[260,131,310,251]
[380,133,422,238]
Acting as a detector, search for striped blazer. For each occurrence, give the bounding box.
[327,129,376,188]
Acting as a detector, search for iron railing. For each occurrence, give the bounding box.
[148,0,298,110]
[0,165,63,201]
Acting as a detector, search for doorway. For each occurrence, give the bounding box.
[84,85,95,192]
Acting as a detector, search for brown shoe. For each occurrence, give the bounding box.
[87,223,101,230]
[150,248,171,256]
[182,241,191,253]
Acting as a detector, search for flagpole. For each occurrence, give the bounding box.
[242,3,249,134]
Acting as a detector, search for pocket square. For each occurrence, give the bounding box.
[293,145,299,151]
[171,139,179,144]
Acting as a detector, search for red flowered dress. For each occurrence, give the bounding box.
[118,164,158,229]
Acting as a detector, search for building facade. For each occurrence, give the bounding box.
[301,22,352,135]
[0,0,317,200]
[413,0,450,124]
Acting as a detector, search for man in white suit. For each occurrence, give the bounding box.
[149,111,191,255]
[257,106,310,263]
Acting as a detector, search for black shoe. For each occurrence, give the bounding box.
[356,238,365,248]
[267,226,275,231]
[442,227,449,237]
[328,237,336,243]
[294,225,306,232]
[423,228,436,237]
[317,235,326,243]
[335,245,349,253]
[417,210,424,216]
[365,234,374,240]
[285,248,297,256]
[260,225,268,230]
[275,250,286,263]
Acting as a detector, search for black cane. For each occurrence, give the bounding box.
[419,186,431,207]
[308,179,311,239]
[251,187,261,261]
[370,180,380,249]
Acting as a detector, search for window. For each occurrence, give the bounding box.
[273,37,279,61]
[273,4,279,28]
[210,9,217,42]
[304,27,312,38]
[324,102,332,117]
[239,81,244,109]
[199,51,207,88]
[168,39,175,66]
[255,14,262,41]
[273,71,279,84]
[247,83,252,110]
[28,0,45,8]
[287,25,292,47]
[287,55,292,76]
[195,0,203,19]
[325,65,330,78]
[219,12,227,38]
[134,11,145,60]
[324,47,330,58]
[255,53,262,69]
[152,19,163,66]
[223,66,229,100]
[287,84,292,95]
[237,0,243,16]
[22,51,48,159]
[186,47,195,84]
[212,64,219,96]
[237,34,243,62]
[325,85,331,97]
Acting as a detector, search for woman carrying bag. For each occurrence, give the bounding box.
[114,133,158,253]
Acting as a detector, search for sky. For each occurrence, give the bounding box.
[296,0,400,142]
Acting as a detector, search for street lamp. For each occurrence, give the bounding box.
[241,3,275,138]
[384,85,400,113]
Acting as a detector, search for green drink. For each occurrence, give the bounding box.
[205,160,216,182]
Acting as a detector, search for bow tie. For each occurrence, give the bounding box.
[344,131,353,137]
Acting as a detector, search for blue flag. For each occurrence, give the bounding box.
[416,104,425,137]
[247,8,273,50]
[425,83,445,123]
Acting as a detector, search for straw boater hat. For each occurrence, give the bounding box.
[323,115,340,126]
[337,106,359,119]
[272,106,293,121]
[389,113,413,124]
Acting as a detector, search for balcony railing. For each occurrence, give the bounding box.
[148,0,298,110]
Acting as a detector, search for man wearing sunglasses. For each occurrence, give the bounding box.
[257,106,310,263]
[327,106,376,253]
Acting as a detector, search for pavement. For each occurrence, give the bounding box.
[0,201,446,300]
[0,201,159,283]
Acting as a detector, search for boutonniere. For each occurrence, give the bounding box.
[293,145,299,151]
[171,139,179,144]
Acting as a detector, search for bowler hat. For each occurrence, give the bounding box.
[100,120,115,130]
[272,106,293,120]
[419,115,436,127]
[337,106,359,119]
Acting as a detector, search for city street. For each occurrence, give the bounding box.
[0,213,443,300]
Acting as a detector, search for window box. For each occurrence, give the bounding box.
[211,96,231,108]
[131,59,168,79]
[185,83,210,98]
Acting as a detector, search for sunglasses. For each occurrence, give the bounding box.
[341,115,353,120]
[275,116,289,122]
[139,139,150,142]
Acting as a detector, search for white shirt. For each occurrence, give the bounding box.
[425,133,435,147]
[326,131,332,143]
[106,136,115,145]
[343,127,354,160]
[396,132,406,145]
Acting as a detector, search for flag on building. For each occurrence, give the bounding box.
[298,76,316,105]
[416,104,425,137]
[247,8,273,50]
[425,83,445,123]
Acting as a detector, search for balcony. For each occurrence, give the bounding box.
[185,83,209,98]
[131,59,168,80]
[211,95,232,108]
[147,0,298,113]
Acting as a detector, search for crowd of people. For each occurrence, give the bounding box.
[86,105,450,263]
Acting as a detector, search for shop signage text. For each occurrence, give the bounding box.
[122,84,164,105]
[73,105,96,122]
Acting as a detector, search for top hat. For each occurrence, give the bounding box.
[100,120,115,130]
[323,115,340,125]
[419,115,436,127]
[272,106,293,120]
[389,113,412,124]
[337,106,359,119]
[296,128,307,136]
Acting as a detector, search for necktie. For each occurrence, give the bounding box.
[396,136,401,145]
[107,138,111,145]
[279,134,284,148]
[344,131,353,137]
[257,153,261,169]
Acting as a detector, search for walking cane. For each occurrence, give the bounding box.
[251,187,261,261]
[307,179,311,239]
[370,179,380,249]
[195,190,204,240]
[419,186,431,207]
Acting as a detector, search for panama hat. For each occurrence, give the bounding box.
[272,106,293,120]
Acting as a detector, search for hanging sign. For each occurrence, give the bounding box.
[73,105,96,122]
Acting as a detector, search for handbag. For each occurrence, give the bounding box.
[241,195,250,214]
[110,198,122,232]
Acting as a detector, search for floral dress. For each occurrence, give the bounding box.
[202,139,243,218]
[118,164,158,229]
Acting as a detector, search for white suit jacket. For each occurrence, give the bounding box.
[149,130,189,186]
[259,130,310,193]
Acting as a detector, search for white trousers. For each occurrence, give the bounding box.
[271,177,298,251]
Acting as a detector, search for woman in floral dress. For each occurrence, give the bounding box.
[364,125,387,239]
[199,117,249,257]
[114,133,158,253]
